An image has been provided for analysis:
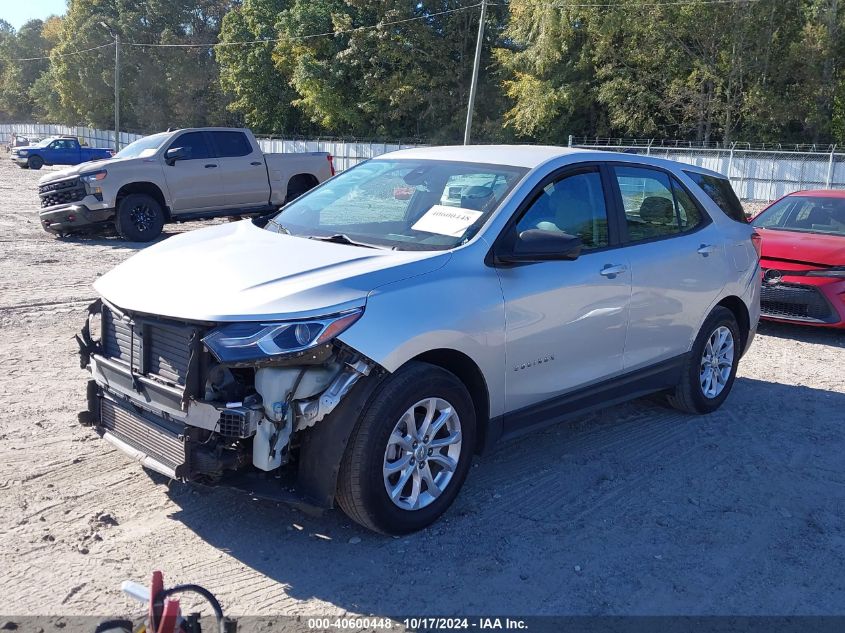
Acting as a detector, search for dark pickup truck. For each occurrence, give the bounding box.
[11,136,113,170]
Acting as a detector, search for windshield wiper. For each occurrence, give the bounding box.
[306,234,380,249]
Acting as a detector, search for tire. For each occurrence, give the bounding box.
[337,362,476,535]
[115,193,165,242]
[667,306,741,414]
[28,155,43,170]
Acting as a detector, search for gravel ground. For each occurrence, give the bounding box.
[0,156,844,624]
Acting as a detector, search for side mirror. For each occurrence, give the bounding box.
[165,147,186,165]
[496,229,582,264]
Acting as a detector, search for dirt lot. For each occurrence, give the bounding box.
[1,156,844,623]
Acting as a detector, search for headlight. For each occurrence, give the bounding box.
[17,150,28,156]
[81,169,107,183]
[806,267,845,278]
[202,308,363,365]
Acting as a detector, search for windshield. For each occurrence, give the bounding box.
[34,137,56,147]
[113,132,170,159]
[268,159,528,250]
[752,195,845,237]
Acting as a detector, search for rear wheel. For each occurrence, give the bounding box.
[667,306,741,414]
[116,193,165,242]
[337,362,476,535]
[28,155,43,170]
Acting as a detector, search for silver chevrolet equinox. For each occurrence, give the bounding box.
[78,145,761,534]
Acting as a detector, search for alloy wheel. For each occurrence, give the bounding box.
[129,204,155,233]
[382,397,462,511]
[699,325,734,399]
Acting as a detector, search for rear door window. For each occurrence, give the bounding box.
[210,131,253,158]
[685,171,746,223]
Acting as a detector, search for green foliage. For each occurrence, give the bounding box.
[499,0,845,145]
[0,0,842,145]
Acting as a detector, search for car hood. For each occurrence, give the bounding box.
[38,156,133,184]
[94,220,450,322]
[757,228,845,266]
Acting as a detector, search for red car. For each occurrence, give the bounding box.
[751,190,845,328]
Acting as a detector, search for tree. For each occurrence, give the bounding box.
[216,0,311,134]
[0,19,53,122]
[47,0,236,131]
[218,0,508,140]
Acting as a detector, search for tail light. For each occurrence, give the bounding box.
[751,231,762,259]
[327,154,335,177]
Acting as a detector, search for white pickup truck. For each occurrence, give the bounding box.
[37,127,334,241]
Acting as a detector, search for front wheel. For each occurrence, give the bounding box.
[116,193,165,242]
[667,306,741,414]
[28,156,43,170]
[337,362,476,535]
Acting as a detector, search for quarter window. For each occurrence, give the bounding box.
[516,171,609,250]
[170,132,212,160]
[684,171,746,223]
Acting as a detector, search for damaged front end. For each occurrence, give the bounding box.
[77,299,378,508]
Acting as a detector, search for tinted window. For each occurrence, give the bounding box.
[170,132,212,160]
[211,131,252,158]
[516,171,609,250]
[685,171,746,223]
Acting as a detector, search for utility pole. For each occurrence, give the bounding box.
[463,0,487,145]
[114,33,120,151]
[100,22,120,151]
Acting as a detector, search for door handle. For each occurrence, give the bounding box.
[697,244,717,256]
[204,164,217,168]
[250,161,262,166]
[600,264,627,278]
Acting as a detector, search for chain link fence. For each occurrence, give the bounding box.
[4,123,843,208]
[0,122,422,173]
[570,137,845,209]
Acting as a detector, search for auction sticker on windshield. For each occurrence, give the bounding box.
[412,205,483,237]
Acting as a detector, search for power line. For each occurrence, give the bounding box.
[9,0,760,60]
[123,3,485,49]
[543,0,759,7]
[12,41,114,62]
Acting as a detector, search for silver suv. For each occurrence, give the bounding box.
[78,145,761,534]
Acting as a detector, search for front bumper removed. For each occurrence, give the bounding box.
[84,383,324,513]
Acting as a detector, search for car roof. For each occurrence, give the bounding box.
[378,144,726,178]
[785,189,845,198]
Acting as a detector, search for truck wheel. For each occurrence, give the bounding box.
[667,306,741,415]
[336,362,476,535]
[28,156,43,170]
[116,193,165,242]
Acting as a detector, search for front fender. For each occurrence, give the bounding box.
[296,370,387,508]
[337,241,506,417]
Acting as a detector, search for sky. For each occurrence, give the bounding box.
[1,0,67,30]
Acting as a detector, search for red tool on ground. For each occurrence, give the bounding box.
[95,571,232,633]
